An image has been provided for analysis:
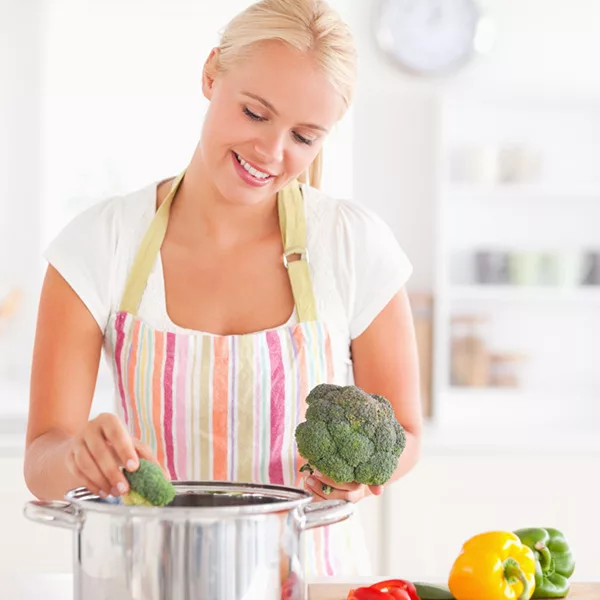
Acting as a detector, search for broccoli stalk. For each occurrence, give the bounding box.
[299,462,334,495]
[295,384,406,494]
[121,459,176,507]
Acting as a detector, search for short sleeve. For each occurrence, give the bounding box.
[43,198,119,333]
[336,201,413,340]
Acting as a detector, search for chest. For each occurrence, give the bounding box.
[159,235,295,335]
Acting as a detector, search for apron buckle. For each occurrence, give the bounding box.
[283,247,309,269]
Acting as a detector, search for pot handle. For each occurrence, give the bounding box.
[297,499,354,531]
[24,500,83,530]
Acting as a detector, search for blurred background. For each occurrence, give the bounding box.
[1,0,600,586]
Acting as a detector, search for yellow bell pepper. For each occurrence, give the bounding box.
[448,531,537,600]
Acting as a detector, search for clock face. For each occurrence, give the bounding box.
[374,0,483,76]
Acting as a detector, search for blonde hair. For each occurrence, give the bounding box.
[215,0,357,189]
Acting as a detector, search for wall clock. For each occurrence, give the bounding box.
[373,0,492,77]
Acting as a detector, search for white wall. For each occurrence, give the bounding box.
[39,0,355,245]
[0,0,355,390]
[11,0,599,383]
[0,0,43,383]
[345,0,600,577]
[346,0,600,292]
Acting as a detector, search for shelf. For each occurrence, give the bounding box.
[439,383,600,408]
[438,386,568,403]
[441,386,524,397]
[449,284,600,303]
[443,184,600,201]
[434,92,600,439]
[435,385,600,433]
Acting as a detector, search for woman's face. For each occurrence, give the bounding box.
[200,40,345,205]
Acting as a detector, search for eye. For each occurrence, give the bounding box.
[243,106,266,122]
[293,132,314,146]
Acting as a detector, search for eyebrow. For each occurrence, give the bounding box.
[241,91,329,133]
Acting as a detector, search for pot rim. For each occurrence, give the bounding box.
[64,480,314,518]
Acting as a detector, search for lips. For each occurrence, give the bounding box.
[231,151,275,187]
[233,152,275,178]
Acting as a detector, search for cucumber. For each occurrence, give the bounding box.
[413,582,455,600]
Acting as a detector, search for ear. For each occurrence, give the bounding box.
[202,48,220,100]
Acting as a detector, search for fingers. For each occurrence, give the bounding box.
[303,475,330,500]
[97,414,139,473]
[64,413,167,499]
[311,470,361,492]
[133,439,169,478]
[301,470,385,503]
[67,440,113,498]
[133,439,157,463]
[302,474,366,503]
[65,413,138,498]
[369,485,384,496]
[85,425,131,496]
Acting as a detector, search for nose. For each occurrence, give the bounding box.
[253,129,285,164]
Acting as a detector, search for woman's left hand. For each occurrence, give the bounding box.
[302,470,383,503]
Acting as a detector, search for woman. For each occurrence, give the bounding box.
[24,0,422,577]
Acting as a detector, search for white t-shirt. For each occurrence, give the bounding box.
[44,179,413,385]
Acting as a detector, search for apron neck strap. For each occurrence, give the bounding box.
[119,171,317,323]
[119,170,184,315]
[278,180,317,322]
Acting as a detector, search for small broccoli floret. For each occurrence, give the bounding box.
[314,454,355,484]
[329,422,375,468]
[295,420,335,464]
[306,383,340,404]
[122,459,176,507]
[295,384,406,491]
[354,452,400,486]
[392,420,407,455]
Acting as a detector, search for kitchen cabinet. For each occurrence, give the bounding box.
[383,452,600,582]
[431,91,600,430]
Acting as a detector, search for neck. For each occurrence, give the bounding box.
[169,151,280,248]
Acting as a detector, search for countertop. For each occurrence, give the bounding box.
[4,575,600,599]
[309,580,600,599]
[3,574,71,600]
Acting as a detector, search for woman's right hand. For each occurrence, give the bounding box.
[65,413,162,498]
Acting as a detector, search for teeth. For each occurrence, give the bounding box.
[235,153,271,179]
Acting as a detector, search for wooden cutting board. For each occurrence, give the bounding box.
[309,582,600,600]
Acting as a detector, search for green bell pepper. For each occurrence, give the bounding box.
[514,528,575,598]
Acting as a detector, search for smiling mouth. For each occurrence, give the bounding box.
[233,152,275,180]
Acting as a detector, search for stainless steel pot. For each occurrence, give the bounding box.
[24,481,353,600]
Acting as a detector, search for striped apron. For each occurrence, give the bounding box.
[104,169,370,577]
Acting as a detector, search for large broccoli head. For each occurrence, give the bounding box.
[122,459,176,507]
[295,384,406,490]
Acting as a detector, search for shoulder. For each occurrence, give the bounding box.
[43,181,157,332]
[301,183,411,265]
[301,183,413,339]
[302,183,396,237]
[71,182,156,237]
[47,182,157,258]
